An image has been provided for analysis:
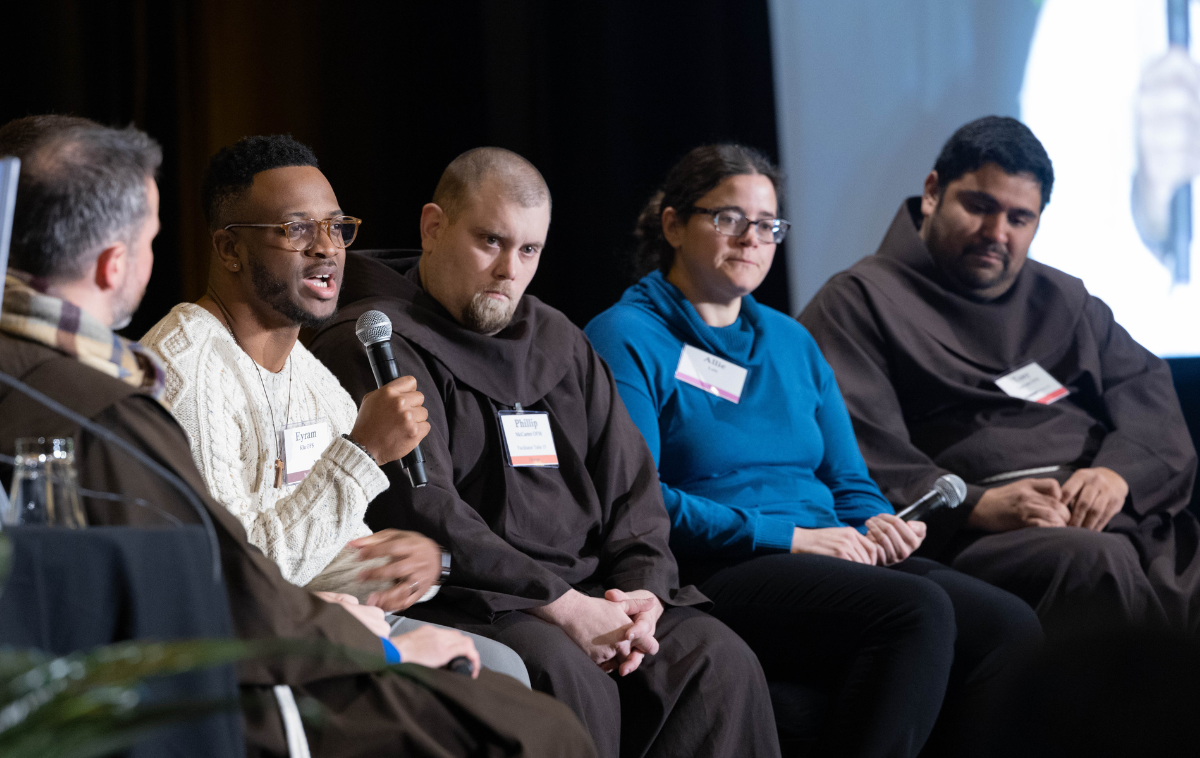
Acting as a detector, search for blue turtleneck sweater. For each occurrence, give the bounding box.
[585,271,890,560]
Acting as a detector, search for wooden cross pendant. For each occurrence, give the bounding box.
[273,458,284,488]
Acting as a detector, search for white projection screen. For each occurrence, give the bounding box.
[770,0,1199,357]
[1022,0,1200,357]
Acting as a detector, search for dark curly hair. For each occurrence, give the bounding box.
[634,144,782,278]
[932,116,1054,209]
[201,134,319,230]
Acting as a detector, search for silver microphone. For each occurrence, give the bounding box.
[896,474,967,521]
[355,310,427,488]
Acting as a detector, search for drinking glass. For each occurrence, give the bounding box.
[2,437,85,528]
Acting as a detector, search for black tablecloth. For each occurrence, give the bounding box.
[0,525,243,757]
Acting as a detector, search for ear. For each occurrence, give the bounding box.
[212,229,243,272]
[920,171,941,218]
[661,206,685,251]
[92,242,129,293]
[420,203,447,253]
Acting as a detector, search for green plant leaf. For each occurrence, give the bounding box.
[0,635,433,758]
[0,533,11,589]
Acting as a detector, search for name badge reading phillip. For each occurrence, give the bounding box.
[994,362,1069,405]
[674,344,747,404]
[498,411,559,467]
[279,419,333,485]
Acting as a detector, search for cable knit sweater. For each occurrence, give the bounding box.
[141,303,389,588]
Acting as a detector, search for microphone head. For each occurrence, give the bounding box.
[355,310,392,347]
[933,474,968,509]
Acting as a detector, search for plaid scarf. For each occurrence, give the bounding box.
[1,270,168,405]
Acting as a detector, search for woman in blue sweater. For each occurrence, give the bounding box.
[585,145,1040,758]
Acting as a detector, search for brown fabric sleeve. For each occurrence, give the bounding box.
[81,395,388,686]
[580,341,708,608]
[1083,297,1198,519]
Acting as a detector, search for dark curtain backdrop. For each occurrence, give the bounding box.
[1,0,788,336]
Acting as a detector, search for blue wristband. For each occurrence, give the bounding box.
[380,637,402,665]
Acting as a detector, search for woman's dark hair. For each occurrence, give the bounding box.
[634,144,783,277]
[932,116,1054,209]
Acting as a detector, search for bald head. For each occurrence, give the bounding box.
[432,147,550,222]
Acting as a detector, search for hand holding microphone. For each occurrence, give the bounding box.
[863,474,966,565]
[349,311,430,486]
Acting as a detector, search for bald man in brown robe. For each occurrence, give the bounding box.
[800,116,1200,635]
[0,116,594,758]
[307,148,779,758]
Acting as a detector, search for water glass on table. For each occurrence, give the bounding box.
[2,437,85,528]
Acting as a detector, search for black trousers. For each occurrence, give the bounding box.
[406,604,781,758]
[948,526,1173,635]
[691,554,1042,758]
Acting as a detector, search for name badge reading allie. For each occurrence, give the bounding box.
[498,411,559,467]
[674,344,748,404]
[994,362,1069,405]
[279,418,333,485]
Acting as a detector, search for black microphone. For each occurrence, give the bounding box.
[446,656,474,676]
[896,474,967,521]
[355,310,428,488]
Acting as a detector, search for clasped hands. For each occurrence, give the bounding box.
[967,467,1128,533]
[791,513,926,566]
[530,588,664,677]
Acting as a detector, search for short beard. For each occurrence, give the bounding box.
[926,208,1012,293]
[460,290,517,335]
[111,273,146,331]
[248,255,334,330]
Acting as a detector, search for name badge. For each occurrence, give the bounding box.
[994,362,1068,405]
[674,344,747,404]
[279,418,333,484]
[498,411,559,467]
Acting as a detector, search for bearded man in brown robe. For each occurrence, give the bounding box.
[799,116,1200,636]
[0,118,594,757]
[307,147,779,758]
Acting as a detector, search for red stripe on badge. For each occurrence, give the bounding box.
[1037,387,1069,404]
[511,455,559,466]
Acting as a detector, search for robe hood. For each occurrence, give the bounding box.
[333,251,578,407]
[616,270,765,366]
[850,198,1090,372]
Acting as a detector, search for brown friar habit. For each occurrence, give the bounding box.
[307,252,779,758]
[798,198,1200,635]
[0,330,596,758]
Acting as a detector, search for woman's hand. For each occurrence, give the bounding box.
[865,514,926,565]
[791,526,883,564]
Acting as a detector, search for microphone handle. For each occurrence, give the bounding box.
[446,656,473,676]
[897,489,944,521]
[365,340,428,488]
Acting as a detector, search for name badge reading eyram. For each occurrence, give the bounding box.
[279,418,333,484]
[993,362,1068,405]
[674,344,748,404]
[498,411,559,467]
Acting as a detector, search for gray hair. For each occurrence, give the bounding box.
[9,123,162,282]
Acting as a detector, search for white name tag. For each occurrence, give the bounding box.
[498,411,559,467]
[994,362,1069,405]
[674,344,748,404]
[279,419,333,484]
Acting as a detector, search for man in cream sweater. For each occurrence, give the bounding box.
[142,134,527,682]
